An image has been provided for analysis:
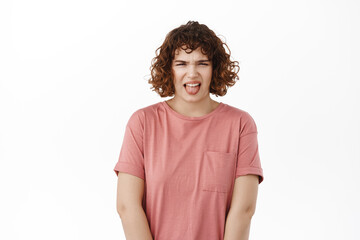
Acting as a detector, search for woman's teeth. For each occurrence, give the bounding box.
[185,83,200,87]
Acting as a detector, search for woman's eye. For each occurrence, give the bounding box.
[175,63,208,66]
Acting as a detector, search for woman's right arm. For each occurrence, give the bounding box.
[116,172,153,240]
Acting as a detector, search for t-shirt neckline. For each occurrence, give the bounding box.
[161,100,225,121]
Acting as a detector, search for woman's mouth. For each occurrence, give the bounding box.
[183,83,201,95]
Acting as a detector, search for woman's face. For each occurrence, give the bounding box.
[171,46,213,103]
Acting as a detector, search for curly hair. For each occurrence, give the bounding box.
[148,21,240,98]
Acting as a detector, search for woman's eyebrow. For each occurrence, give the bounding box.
[174,60,210,63]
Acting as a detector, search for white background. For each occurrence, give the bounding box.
[1,0,359,239]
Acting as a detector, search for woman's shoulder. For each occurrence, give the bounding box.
[221,103,259,133]
[222,103,255,120]
[127,102,162,122]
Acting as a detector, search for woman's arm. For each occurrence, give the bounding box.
[116,172,153,240]
[223,174,259,240]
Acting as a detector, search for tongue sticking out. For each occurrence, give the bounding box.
[185,84,200,95]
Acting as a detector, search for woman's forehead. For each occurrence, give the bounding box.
[174,47,209,59]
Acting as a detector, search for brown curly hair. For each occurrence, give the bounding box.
[148,21,240,98]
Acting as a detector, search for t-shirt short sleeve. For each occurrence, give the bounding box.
[113,109,145,180]
[235,112,264,184]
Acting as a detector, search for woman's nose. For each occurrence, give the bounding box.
[187,64,199,77]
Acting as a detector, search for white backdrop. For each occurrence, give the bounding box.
[1,0,359,239]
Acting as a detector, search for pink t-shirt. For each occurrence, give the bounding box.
[114,101,264,240]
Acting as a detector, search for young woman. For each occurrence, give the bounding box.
[114,21,264,240]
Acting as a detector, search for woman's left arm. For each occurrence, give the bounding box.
[223,174,260,240]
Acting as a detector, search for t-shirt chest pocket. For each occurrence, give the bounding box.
[201,151,237,193]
